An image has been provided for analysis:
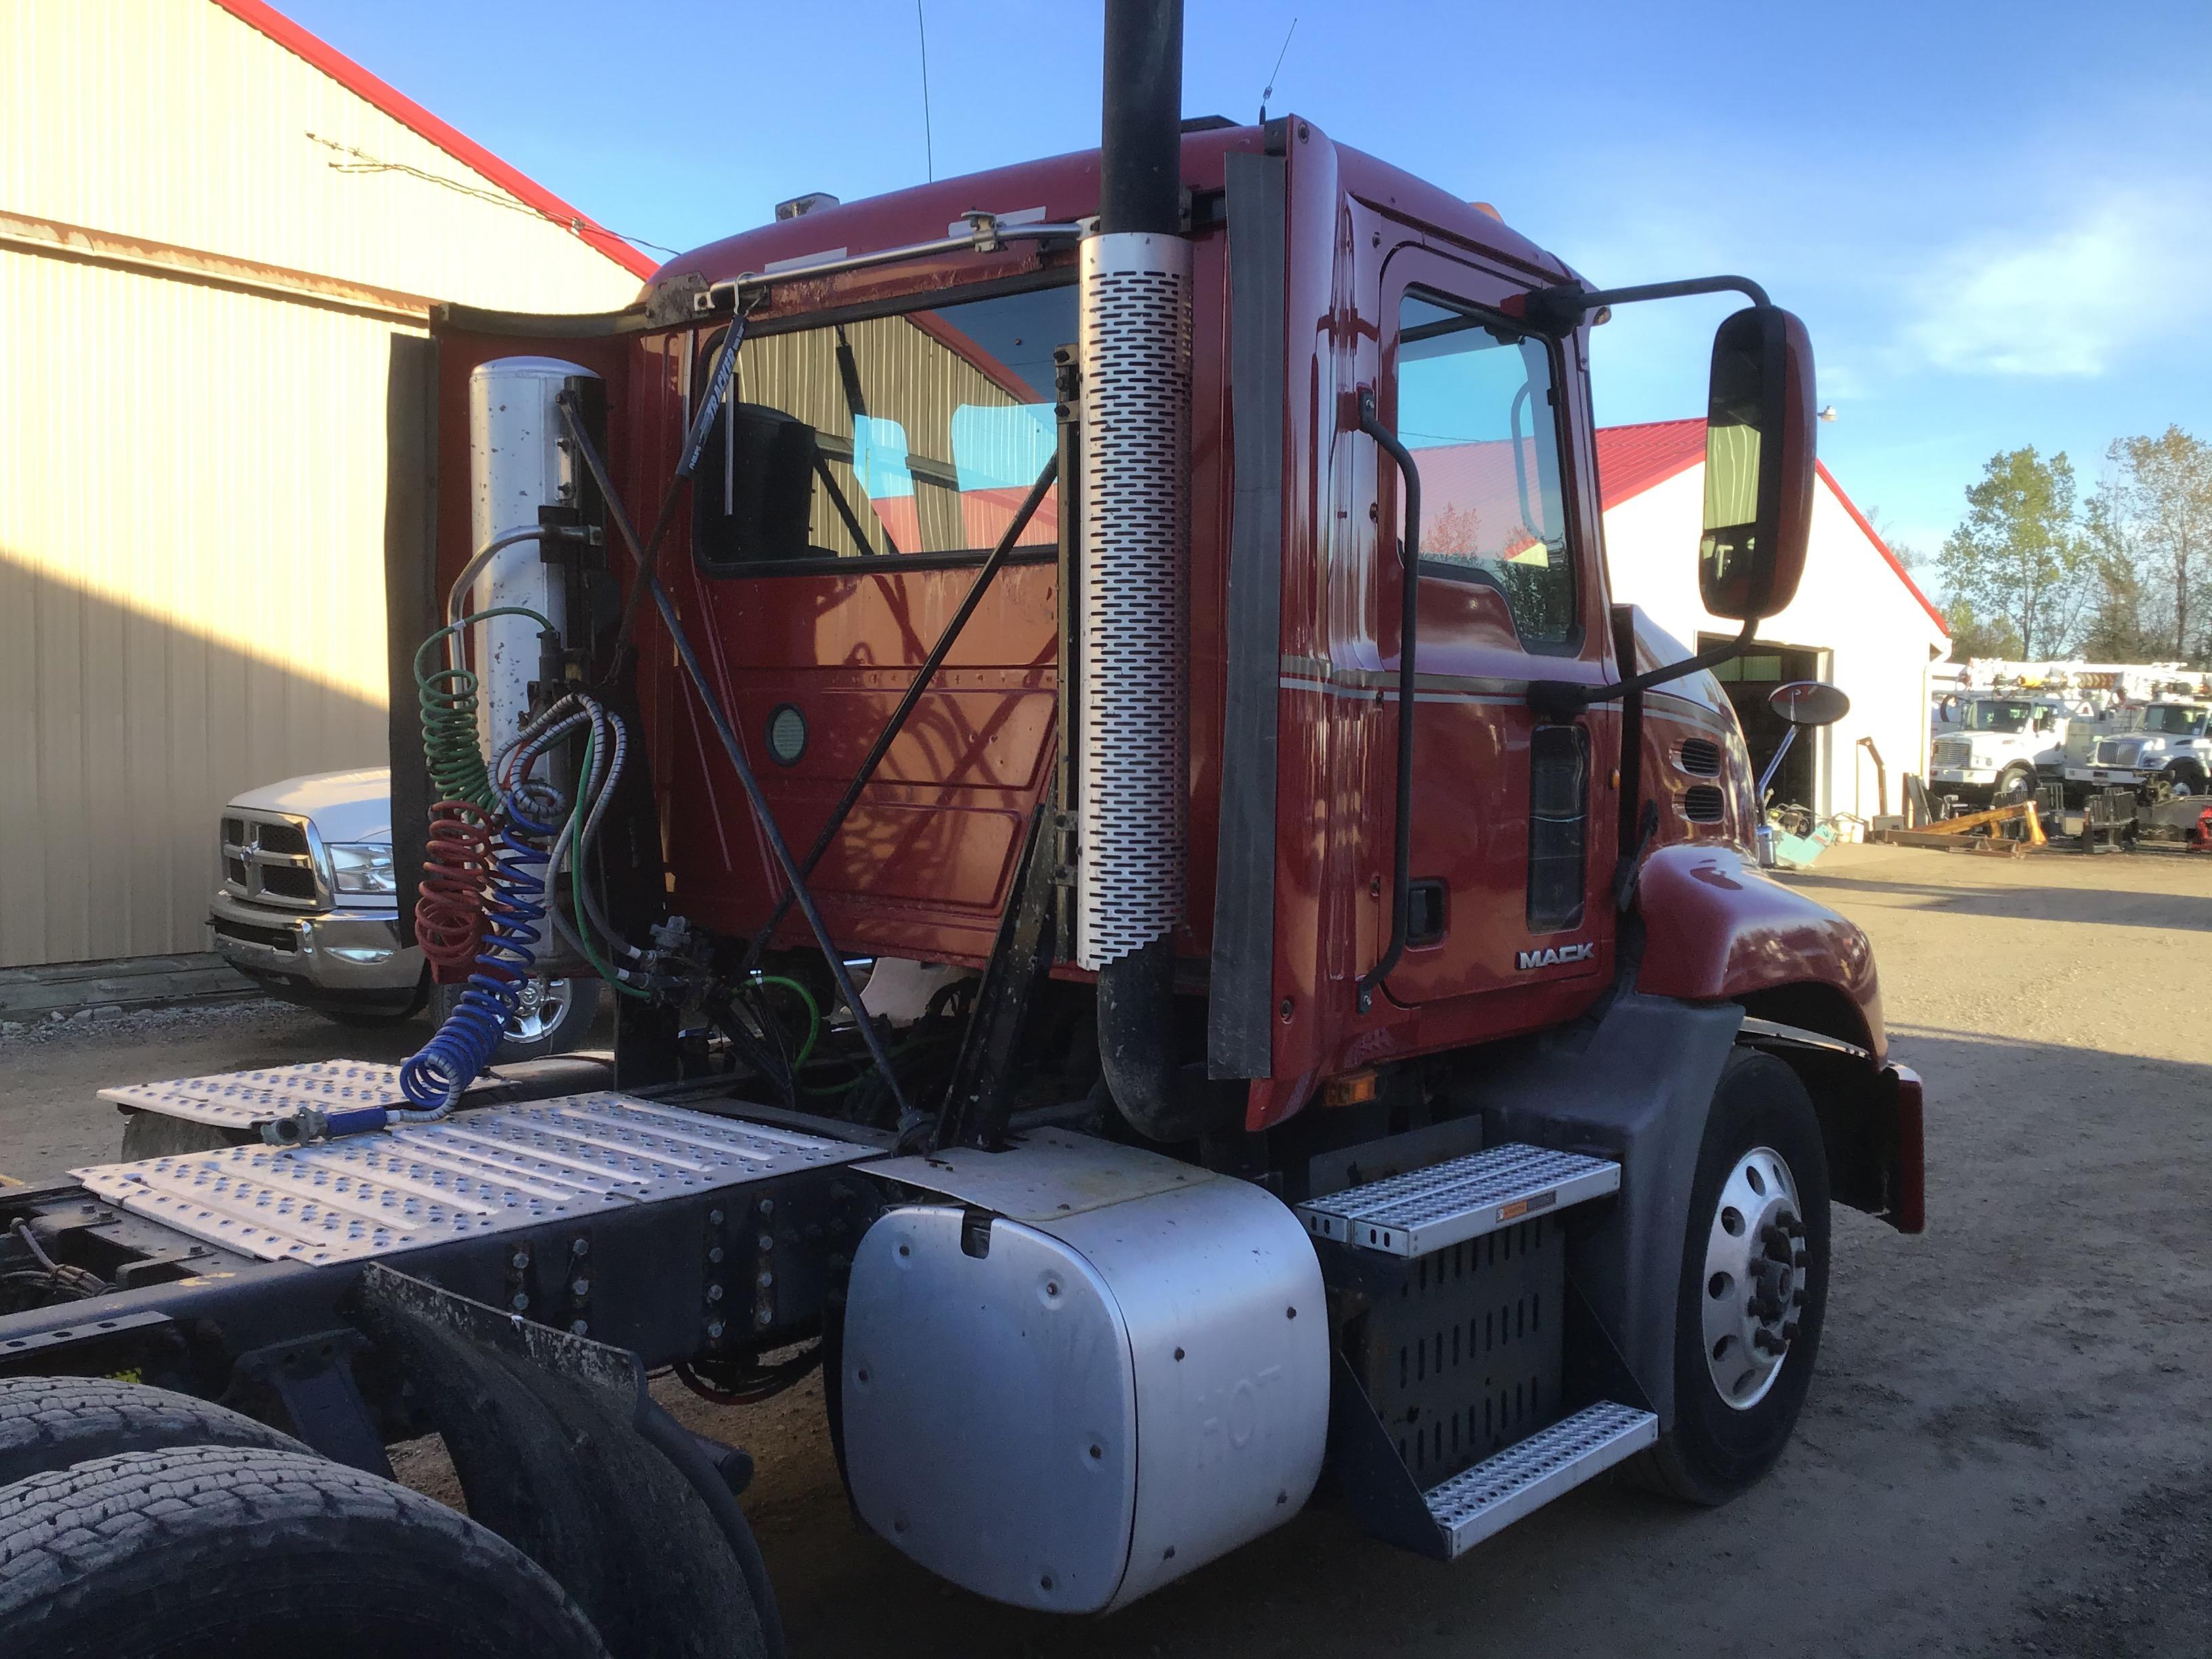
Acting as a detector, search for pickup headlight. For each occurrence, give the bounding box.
[327,842,397,897]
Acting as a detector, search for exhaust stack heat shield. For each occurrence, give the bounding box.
[1076,230,1193,969]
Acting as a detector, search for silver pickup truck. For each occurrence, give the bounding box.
[208,766,600,1059]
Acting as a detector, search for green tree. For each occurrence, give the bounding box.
[2092,427,2212,663]
[1942,597,2024,661]
[2078,482,2162,661]
[1936,448,2087,659]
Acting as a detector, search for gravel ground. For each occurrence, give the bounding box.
[5,842,2208,1656]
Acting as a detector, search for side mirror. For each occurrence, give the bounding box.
[693,403,818,567]
[1699,306,1816,621]
[1769,680,1849,728]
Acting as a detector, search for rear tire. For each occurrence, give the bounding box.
[0,1445,611,1658]
[0,1375,301,1490]
[1635,1048,1830,1505]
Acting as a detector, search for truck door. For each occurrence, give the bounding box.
[1371,247,1619,1009]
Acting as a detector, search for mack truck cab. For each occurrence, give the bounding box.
[0,5,1924,1649]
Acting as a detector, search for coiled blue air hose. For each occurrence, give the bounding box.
[396,790,558,1111]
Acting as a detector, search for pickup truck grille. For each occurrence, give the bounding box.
[220,812,323,909]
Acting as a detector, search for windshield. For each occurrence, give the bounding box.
[1966,701,2037,733]
[693,283,1075,569]
[2140,704,2208,735]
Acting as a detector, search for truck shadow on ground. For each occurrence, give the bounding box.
[1779,865,2212,932]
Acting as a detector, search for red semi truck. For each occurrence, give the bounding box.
[0,5,1921,1651]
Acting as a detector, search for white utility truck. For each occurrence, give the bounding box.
[2064,701,2212,797]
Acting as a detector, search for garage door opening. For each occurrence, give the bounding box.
[1700,637,1828,813]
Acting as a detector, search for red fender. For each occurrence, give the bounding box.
[1634,843,1885,1058]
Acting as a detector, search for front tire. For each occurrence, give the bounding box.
[0,1445,611,1658]
[1995,764,2034,802]
[1637,1048,1830,1505]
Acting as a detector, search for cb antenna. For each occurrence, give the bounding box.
[1258,16,1297,124]
[916,1,935,182]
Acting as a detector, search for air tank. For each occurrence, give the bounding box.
[467,358,594,770]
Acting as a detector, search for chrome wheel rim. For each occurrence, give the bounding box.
[1700,1145,1807,1411]
[504,976,569,1044]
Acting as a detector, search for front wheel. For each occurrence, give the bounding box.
[1995,764,2034,802]
[1636,1048,1830,1505]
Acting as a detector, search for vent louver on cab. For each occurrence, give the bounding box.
[1676,738,1722,777]
[1681,784,1726,823]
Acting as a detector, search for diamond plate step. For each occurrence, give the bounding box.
[72,1092,874,1265]
[1296,1142,1620,1257]
[1422,1401,1657,1557]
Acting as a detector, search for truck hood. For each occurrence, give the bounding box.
[226,768,393,844]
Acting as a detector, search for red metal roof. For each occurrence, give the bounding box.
[1593,418,1708,510]
[1591,417,1948,636]
[210,0,657,281]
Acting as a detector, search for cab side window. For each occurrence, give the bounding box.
[1396,291,1576,646]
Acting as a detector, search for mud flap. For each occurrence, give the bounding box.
[352,1264,781,1659]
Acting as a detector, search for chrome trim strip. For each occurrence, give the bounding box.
[1737,1015,1872,1062]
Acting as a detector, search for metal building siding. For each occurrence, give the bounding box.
[0,0,648,964]
[2,0,642,315]
[0,250,401,965]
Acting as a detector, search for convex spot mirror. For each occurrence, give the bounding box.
[1769,680,1849,728]
[1700,306,1816,621]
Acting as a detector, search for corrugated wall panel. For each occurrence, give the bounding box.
[1,0,643,315]
[0,250,402,965]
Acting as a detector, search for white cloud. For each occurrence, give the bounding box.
[1904,192,2208,377]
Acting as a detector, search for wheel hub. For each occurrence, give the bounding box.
[1700,1145,1806,1410]
[504,977,567,1043]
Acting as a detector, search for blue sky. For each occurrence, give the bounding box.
[284,0,2212,573]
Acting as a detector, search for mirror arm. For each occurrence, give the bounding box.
[1521,274,1773,334]
[1757,723,1800,800]
[1528,615,1757,720]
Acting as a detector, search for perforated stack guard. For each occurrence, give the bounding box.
[1075,229,1192,968]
